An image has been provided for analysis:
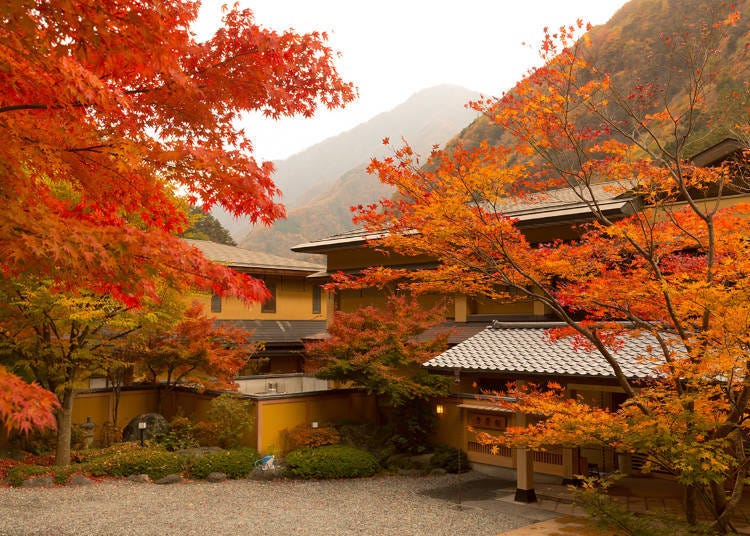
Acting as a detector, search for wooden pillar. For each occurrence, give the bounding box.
[561,447,579,485]
[514,411,537,503]
[454,294,468,322]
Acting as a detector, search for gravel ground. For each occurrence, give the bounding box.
[0,472,534,536]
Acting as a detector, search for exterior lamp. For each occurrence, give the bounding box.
[436,404,445,416]
[138,420,147,447]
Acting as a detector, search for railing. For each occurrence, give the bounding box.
[467,441,512,457]
[533,449,563,466]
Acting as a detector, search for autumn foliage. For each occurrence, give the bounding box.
[136,301,257,393]
[0,1,353,432]
[305,294,451,407]
[0,366,58,435]
[354,3,749,533]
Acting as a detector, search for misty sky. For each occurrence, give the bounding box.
[195,0,629,162]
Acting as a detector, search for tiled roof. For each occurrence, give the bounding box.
[185,239,323,273]
[419,321,492,346]
[424,323,661,379]
[292,181,637,253]
[492,182,632,214]
[215,320,327,345]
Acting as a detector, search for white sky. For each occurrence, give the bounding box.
[195,0,629,162]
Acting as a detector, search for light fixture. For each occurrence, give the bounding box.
[138,420,147,447]
[436,404,445,416]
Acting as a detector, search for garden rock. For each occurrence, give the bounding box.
[22,475,54,487]
[206,472,226,483]
[122,413,168,442]
[68,474,94,486]
[155,473,183,485]
[127,474,151,483]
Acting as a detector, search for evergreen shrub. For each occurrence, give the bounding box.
[189,448,259,479]
[430,444,470,473]
[285,445,380,479]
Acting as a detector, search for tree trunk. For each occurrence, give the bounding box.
[54,388,74,467]
[684,484,698,527]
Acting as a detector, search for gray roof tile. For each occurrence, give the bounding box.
[185,239,323,273]
[424,324,661,379]
[215,320,327,345]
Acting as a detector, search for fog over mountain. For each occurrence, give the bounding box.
[212,85,480,256]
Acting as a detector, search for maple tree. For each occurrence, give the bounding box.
[0,1,354,431]
[0,277,141,465]
[304,294,451,408]
[352,4,749,533]
[133,301,258,409]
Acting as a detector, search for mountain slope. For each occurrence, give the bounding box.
[452,0,750,155]
[235,85,480,257]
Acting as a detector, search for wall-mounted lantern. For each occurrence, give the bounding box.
[436,404,445,416]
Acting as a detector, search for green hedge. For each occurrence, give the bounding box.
[285,445,380,479]
[189,448,259,479]
[430,444,470,473]
[86,446,183,480]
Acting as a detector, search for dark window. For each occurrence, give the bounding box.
[210,294,222,313]
[261,282,276,313]
[312,285,322,314]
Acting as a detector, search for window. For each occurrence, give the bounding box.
[261,282,276,313]
[210,294,222,313]
[312,285,322,314]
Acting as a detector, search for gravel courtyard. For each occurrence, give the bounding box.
[0,472,553,536]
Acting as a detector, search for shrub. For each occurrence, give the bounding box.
[386,399,438,454]
[430,444,470,474]
[86,446,183,480]
[7,428,56,455]
[285,445,380,479]
[282,424,341,452]
[6,464,77,487]
[0,459,20,482]
[207,394,254,449]
[335,422,396,464]
[189,448,259,479]
[193,421,220,447]
[155,416,198,451]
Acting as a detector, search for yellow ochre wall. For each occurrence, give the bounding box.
[256,391,377,454]
[72,389,159,442]
[191,275,327,321]
[337,288,448,315]
[37,388,375,454]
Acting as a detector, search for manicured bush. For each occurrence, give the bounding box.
[285,445,380,479]
[282,424,341,452]
[189,447,259,479]
[6,464,77,486]
[430,444,469,473]
[206,394,255,448]
[85,446,183,480]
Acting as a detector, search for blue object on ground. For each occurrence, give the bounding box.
[254,455,275,471]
